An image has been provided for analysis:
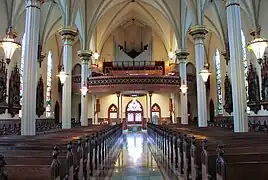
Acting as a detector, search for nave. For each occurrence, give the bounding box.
[106,133,166,180]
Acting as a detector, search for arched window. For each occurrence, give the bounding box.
[215,49,223,114]
[127,99,142,112]
[241,30,249,100]
[19,33,26,118]
[241,30,251,113]
[46,51,53,117]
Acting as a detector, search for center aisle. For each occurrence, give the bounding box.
[108,132,165,180]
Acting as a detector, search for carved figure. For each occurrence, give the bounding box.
[262,73,268,100]
[36,77,45,117]
[247,64,261,113]
[8,64,21,116]
[223,74,233,114]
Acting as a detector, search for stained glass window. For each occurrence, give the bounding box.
[215,49,223,114]
[127,99,142,111]
[241,30,251,113]
[46,51,53,117]
[241,30,249,101]
[19,33,25,118]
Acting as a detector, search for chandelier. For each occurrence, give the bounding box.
[199,63,211,82]
[180,84,188,94]
[0,27,21,64]
[93,51,100,60]
[247,30,268,64]
[57,65,68,85]
[80,84,88,96]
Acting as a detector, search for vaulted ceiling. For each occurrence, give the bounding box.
[0,0,268,56]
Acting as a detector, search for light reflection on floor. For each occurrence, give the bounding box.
[110,133,164,180]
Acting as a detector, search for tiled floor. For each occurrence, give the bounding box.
[109,132,165,180]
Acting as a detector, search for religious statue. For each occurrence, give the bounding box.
[223,74,233,114]
[0,59,8,114]
[36,77,45,117]
[262,73,268,100]
[8,64,21,116]
[247,63,261,113]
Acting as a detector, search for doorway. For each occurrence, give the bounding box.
[151,103,161,124]
[125,99,144,130]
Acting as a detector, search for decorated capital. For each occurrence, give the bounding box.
[78,50,92,63]
[59,26,78,42]
[176,49,189,64]
[189,25,208,40]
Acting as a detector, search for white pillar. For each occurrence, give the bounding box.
[226,0,248,132]
[189,26,208,127]
[21,0,42,135]
[78,50,91,126]
[116,92,120,124]
[91,95,95,124]
[149,91,153,122]
[171,93,175,123]
[120,94,123,123]
[176,49,189,125]
[59,27,78,129]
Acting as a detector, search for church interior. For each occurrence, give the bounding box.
[0,0,267,179]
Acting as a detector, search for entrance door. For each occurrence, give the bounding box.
[125,99,143,129]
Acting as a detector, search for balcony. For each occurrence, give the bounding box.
[71,60,189,93]
[72,75,180,93]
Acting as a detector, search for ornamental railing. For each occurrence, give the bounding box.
[72,75,180,86]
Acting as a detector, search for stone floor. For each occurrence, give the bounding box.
[106,132,165,180]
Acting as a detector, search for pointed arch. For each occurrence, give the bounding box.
[125,99,144,129]
[152,103,161,124]
[72,63,81,75]
[108,104,117,125]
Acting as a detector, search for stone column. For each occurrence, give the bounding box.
[225,0,248,132]
[149,91,153,122]
[146,94,149,123]
[59,27,78,129]
[78,50,91,126]
[21,0,43,135]
[91,95,95,124]
[120,94,123,123]
[189,26,208,127]
[176,49,189,125]
[116,92,120,124]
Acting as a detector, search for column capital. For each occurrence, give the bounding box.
[116,91,121,97]
[189,25,208,40]
[59,26,78,42]
[25,0,44,8]
[225,0,240,8]
[78,50,92,62]
[148,91,153,96]
[175,49,189,63]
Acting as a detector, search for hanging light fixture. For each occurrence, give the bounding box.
[0,27,21,64]
[93,51,100,60]
[199,63,211,82]
[247,29,268,64]
[180,84,188,94]
[168,49,174,59]
[80,84,88,97]
[57,69,68,85]
[180,80,188,94]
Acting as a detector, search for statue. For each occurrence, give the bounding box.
[247,64,261,113]
[223,74,233,114]
[262,73,268,100]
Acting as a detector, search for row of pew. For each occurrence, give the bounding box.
[147,123,268,180]
[0,123,122,180]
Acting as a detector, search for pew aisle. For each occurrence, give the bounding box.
[107,133,166,180]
